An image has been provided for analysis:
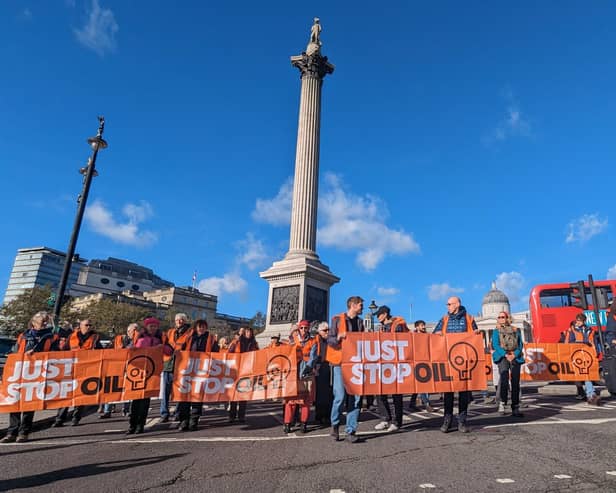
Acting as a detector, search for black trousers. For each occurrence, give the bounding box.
[56,405,89,423]
[314,365,333,422]
[498,359,521,408]
[443,391,471,419]
[129,398,151,429]
[377,394,403,427]
[229,401,247,420]
[7,412,34,437]
[177,402,203,421]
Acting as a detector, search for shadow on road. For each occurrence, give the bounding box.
[0,453,187,491]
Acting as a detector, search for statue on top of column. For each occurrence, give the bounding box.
[306,17,322,54]
[310,18,322,45]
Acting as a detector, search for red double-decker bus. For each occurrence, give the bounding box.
[529,279,614,342]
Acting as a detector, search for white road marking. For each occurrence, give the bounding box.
[329,489,346,493]
[104,429,123,433]
[496,478,515,483]
[606,471,616,476]
[554,474,572,479]
[483,417,616,428]
[419,484,436,489]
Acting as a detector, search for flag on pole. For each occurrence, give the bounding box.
[192,270,197,289]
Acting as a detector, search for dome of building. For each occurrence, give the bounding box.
[482,282,509,305]
[481,281,511,319]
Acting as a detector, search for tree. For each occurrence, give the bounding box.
[249,311,266,335]
[0,286,71,337]
[75,298,152,337]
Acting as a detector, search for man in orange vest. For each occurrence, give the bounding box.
[327,295,364,443]
[160,313,192,423]
[373,305,407,432]
[53,318,102,427]
[433,296,480,433]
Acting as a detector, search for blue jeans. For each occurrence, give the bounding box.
[160,371,174,417]
[584,381,595,398]
[330,365,360,433]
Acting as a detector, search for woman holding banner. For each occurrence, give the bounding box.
[492,311,524,417]
[228,327,259,423]
[1,311,54,443]
[127,317,168,435]
[176,319,219,432]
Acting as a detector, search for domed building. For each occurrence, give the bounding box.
[475,281,532,347]
[481,282,511,318]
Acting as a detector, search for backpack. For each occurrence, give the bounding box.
[499,326,519,352]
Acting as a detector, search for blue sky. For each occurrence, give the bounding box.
[1,1,615,323]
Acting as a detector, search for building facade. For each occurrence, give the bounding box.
[3,247,86,304]
[70,257,173,297]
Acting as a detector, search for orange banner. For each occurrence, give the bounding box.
[521,343,600,381]
[341,332,488,395]
[171,345,298,402]
[0,348,162,412]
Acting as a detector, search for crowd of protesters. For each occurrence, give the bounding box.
[1,295,612,444]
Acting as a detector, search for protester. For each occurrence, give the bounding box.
[228,327,259,423]
[283,320,315,434]
[54,319,102,427]
[100,323,141,419]
[1,312,54,443]
[567,313,601,405]
[492,311,524,417]
[305,321,333,426]
[269,335,282,348]
[176,319,219,432]
[408,319,435,412]
[126,317,168,434]
[373,306,407,432]
[433,296,480,433]
[218,336,229,352]
[161,313,192,422]
[327,296,364,443]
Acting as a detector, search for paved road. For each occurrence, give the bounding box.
[1,389,616,492]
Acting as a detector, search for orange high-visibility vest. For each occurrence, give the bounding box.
[163,327,194,361]
[441,314,475,334]
[325,312,349,365]
[387,316,409,333]
[16,333,54,353]
[69,330,99,350]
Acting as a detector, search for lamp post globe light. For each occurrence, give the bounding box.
[52,116,108,323]
[363,299,378,332]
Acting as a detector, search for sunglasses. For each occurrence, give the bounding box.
[497,316,506,319]
[84,324,92,327]
[319,329,329,332]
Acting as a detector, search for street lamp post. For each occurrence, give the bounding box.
[52,116,108,323]
[366,299,378,332]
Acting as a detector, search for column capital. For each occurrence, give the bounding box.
[291,52,334,80]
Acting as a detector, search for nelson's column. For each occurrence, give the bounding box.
[259,18,340,343]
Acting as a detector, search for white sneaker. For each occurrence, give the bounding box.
[374,421,389,430]
[387,423,399,432]
[498,402,505,414]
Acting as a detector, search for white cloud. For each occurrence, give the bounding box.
[484,89,531,145]
[198,273,247,297]
[427,283,464,301]
[85,200,157,246]
[607,264,616,279]
[252,179,293,225]
[566,213,608,243]
[495,271,526,303]
[252,173,419,271]
[319,174,420,270]
[74,0,118,57]
[236,233,268,270]
[377,287,399,297]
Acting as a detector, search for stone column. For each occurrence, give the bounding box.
[258,23,339,346]
[287,51,333,259]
